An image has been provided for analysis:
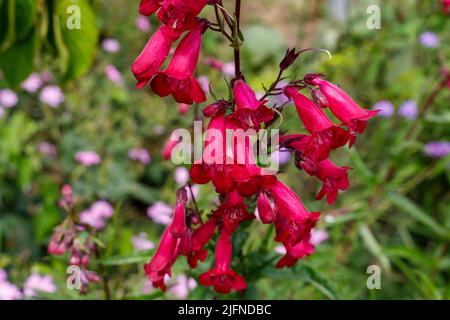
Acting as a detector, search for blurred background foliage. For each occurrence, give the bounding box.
[0,0,449,300]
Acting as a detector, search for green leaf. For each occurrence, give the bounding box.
[15,0,37,40]
[358,223,392,273]
[53,0,99,80]
[0,29,38,87]
[301,262,340,300]
[388,193,447,238]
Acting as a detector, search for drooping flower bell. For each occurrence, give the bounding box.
[131,26,181,89]
[150,21,207,104]
[170,187,188,238]
[284,87,349,161]
[199,229,246,294]
[304,74,379,147]
[281,134,350,205]
[303,159,350,205]
[229,79,274,130]
[268,180,320,246]
[144,227,179,291]
[212,191,254,233]
[185,218,217,268]
[275,234,315,268]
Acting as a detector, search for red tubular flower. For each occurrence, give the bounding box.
[144,227,179,291]
[157,0,209,32]
[186,218,217,268]
[229,80,274,130]
[150,22,207,104]
[268,180,320,246]
[257,191,277,224]
[212,191,254,233]
[190,114,234,192]
[285,87,349,161]
[303,159,350,205]
[170,188,188,238]
[199,229,247,294]
[276,234,315,268]
[304,75,379,147]
[139,0,162,16]
[281,134,351,205]
[162,135,181,160]
[131,26,181,89]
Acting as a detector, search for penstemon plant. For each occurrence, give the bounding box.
[132,0,379,294]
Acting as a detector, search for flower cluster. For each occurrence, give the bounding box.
[133,1,378,294]
[47,185,101,294]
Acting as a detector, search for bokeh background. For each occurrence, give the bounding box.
[0,0,449,300]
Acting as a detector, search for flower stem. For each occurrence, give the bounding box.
[234,0,242,77]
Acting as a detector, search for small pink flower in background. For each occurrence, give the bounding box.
[0,107,5,119]
[105,64,122,84]
[129,148,151,165]
[24,273,57,297]
[373,100,394,118]
[132,233,155,251]
[310,229,329,246]
[21,73,43,93]
[0,269,23,300]
[174,167,189,185]
[221,62,235,76]
[79,201,114,230]
[399,100,417,120]
[204,57,235,76]
[147,201,173,225]
[136,15,151,32]
[0,89,18,108]
[0,269,7,281]
[102,38,121,53]
[169,274,197,299]
[75,151,101,166]
[419,31,439,48]
[39,86,65,108]
[197,76,210,96]
[38,142,57,159]
[424,141,450,158]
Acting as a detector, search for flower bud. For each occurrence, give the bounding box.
[81,255,90,267]
[280,48,300,70]
[202,100,230,117]
[311,88,329,108]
